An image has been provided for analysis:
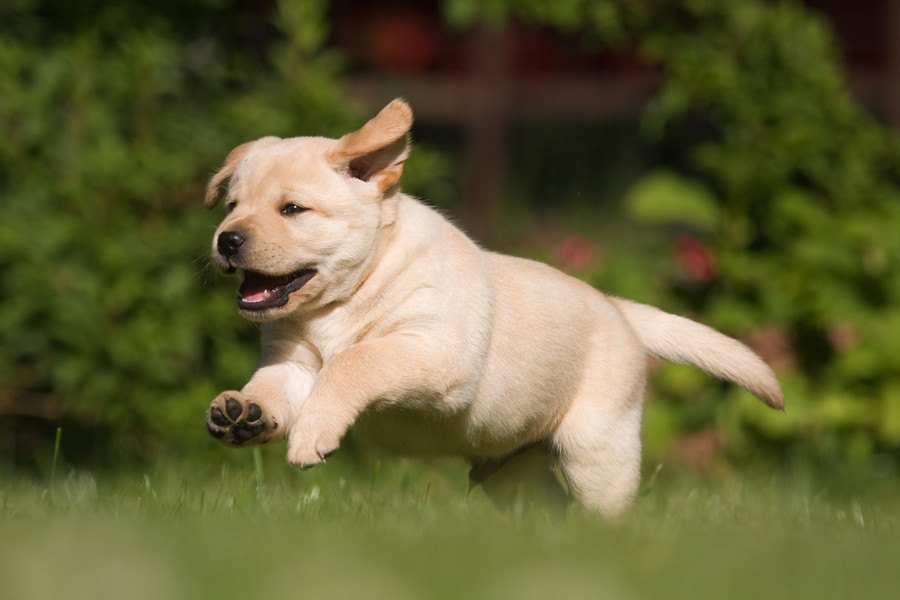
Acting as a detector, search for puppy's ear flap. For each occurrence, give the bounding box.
[204,141,254,208]
[327,99,413,193]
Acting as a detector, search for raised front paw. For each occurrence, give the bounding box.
[207,391,279,446]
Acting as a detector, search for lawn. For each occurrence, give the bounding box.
[1,446,898,600]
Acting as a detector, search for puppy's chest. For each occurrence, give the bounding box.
[302,309,370,362]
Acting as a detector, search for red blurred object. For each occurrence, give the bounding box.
[555,234,597,270]
[746,326,796,371]
[826,322,859,351]
[672,234,717,283]
[667,427,723,473]
[368,9,439,73]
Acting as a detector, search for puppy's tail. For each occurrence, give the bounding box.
[610,297,784,409]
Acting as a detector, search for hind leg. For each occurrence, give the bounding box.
[469,445,569,513]
[553,390,645,519]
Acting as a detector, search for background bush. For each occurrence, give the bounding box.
[0,0,355,461]
[2,0,899,475]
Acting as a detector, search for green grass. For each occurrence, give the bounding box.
[1,447,898,600]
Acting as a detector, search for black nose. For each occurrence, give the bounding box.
[217,231,245,258]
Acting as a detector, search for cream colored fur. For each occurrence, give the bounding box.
[204,99,783,518]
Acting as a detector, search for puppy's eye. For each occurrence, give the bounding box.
[226,201,237,213]
[281,203,308,216]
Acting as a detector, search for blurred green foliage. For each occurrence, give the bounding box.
[449,0,900,471]
[0,0,354,458]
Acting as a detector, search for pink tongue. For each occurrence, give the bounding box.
[242,288,275,303]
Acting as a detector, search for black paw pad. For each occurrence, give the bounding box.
[207,423,226,438]
[231,422,264,444]
[247,402,262,422]
[210,406,229,427]
[225,397,242,420]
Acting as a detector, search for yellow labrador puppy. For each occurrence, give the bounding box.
[204,99,783,517]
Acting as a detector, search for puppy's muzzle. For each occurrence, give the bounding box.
[217,230,245,258]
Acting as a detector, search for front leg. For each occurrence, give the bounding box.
[208,337,319,447]
[287,334,446,468]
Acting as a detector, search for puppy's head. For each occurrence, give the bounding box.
[205,99,413,322]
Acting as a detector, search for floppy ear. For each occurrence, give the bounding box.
[327,99,413,193]
[204,141,254,208]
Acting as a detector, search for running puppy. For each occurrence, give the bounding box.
[204,99,783,517]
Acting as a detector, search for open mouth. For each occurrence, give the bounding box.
[238,268,316,311]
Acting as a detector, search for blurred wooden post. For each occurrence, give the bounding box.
[886,0,900,126]
[461,24,511,242]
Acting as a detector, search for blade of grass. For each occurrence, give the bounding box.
[50,426,62,486]
[253,447,265,492]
